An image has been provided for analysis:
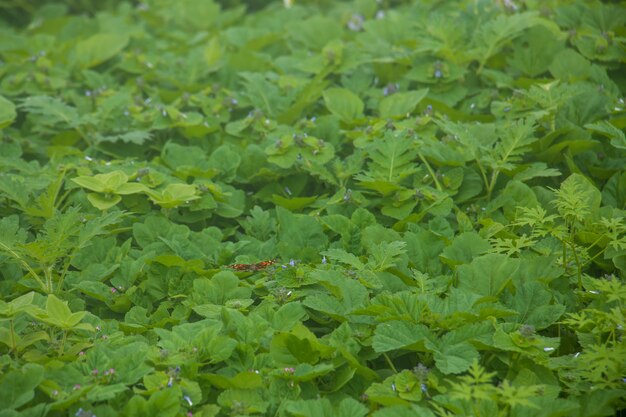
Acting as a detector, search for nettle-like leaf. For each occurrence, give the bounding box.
[471,12,551,72]
[19,95,83,130]
[551,173,602,228]
[356,130,419,188]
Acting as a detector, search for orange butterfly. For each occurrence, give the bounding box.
[227,259,277,272]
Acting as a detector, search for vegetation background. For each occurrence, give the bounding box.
[0,0,625,416]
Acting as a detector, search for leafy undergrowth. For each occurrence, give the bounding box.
[1,0,625,416]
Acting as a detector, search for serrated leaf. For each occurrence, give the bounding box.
[0,95,16,129]
[323,88,364,122]
[379,89,428,118]
[372,321,433,352]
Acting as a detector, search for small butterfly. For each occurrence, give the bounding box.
[227,259,277,272]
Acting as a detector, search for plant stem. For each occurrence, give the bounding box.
[418,153,442,191]
[383,353,398,374]
[59,330,67,357]
[0,242,47,293]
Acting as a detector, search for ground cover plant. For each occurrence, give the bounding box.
[0,0,625,416]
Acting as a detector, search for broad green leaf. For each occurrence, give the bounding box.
[285,398,367,417]
[323,88,364,122]
[440,232,491,266]
[273,302,308,331]
[0,292,35,317]
[147,387,181,417]
[585,120,626,150]
[0,364,44,410]
[549,49,592,81]
[72,176,108,193]
[504,281,565,329]
[372,321,434,352]
[457,254,518,298]
[508,26,565,77]
[74,33,129,68]
[147,183,200,208]
[87,193,122,210]
[372,405,436,417]
[433,342,479,374]
[38,294,88,330]
[270,332,321,365]
[0,95,16,129]
[276,206,328,261]
[379,89,428,118]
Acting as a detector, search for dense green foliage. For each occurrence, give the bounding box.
[1,0,625,416]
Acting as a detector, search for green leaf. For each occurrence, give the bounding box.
[356,130,419,184]
[276,206,328,262]
[74,33,129,69]
[372,405,436,417]
[147,183,200,208]
[323,88,364,122]
[270,332,321,366]
[372,321,433,353]
[585,120,626,150]
[433,342,479,374]
[87,193,122,210]
[38,294,88,330]
[504,281,565,329]
[549,49,592,81]
[379,89,428,118]
[285,398,367,417]
[19,95,81,128]
[440,232,491,266]
[0,364,44,410]
[0,95,16,129]
[147,387,181,417]
[508,26,565,77]
[457,254,518,298]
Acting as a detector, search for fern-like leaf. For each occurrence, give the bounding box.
[356,130,419,184]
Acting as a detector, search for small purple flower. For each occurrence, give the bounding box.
[322,256,327,264]
[110,287,117,294]
[289,259,296,267]
[78,351,84,357]
[167,377,173,387]
[284,367,295,374]
[73,384,81,390]
[183,395,193,406]
[347,14,364,31]
[92,369,99,376]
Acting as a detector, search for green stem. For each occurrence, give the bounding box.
[567,241,582,291]
[9,319,16,356]
[383,353,398,374]
[487,169,499,200]
[0,242,47,293]
[59,330,67,357]
[418,153,442,191]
